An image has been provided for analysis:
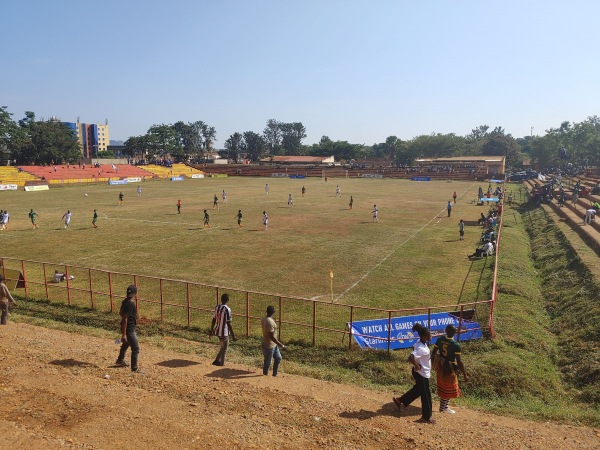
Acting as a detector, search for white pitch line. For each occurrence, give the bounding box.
[335,183,476,301]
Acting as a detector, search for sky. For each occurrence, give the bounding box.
[1,0,599,146]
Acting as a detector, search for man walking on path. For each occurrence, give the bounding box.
[261,305,286,376]
[209,293,236,366]
[116,285,142,372]
[0,275,17,325]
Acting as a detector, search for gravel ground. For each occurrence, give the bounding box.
[0,323,598,449]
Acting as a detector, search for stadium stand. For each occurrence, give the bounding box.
[0,166,42,186]
[19,164,155,184]
[142,163,204,178]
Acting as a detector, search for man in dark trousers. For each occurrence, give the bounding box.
[116,285,142,372]
[209,293,236,366]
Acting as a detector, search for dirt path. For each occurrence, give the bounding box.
[0,323,598,449]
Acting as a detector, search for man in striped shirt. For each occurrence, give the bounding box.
[209,293,236,366]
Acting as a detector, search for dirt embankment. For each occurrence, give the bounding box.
[0,323,598,449]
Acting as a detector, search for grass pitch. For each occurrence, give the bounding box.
[2,176,492,310]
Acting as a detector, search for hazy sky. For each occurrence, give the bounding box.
[1,1,598,146]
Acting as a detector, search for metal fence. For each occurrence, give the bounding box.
[2,191,503,350]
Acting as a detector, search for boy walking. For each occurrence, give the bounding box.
[209,293,236,366]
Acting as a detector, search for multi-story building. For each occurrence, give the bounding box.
[63,119,110,159]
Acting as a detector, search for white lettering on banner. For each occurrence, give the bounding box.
[360,325,383,334]
[0,184,18,190]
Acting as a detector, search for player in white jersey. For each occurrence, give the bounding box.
[287,194,294,206]
[62,210,72,229]
[372,205,378,223]
[263,211,268,230]
[1,210,8,230]
[336,185,341,197]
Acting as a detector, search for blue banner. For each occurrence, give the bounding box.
[170,176,184,181]
[480,197,499,203]
[289,174,306,179]
[349,312,482,350]
[411,176,432,181]
[108,180,127,185]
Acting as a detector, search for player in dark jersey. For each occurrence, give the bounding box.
[235,210,243,228]
[203,210,211,229]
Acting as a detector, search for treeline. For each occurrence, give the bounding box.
[2,105,599,168]
[0,108,80,165]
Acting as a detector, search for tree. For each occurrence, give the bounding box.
[242,131,265,162]
[405,133,464,162]
[172,121,203,162]
[224,132,243,162]
[263,119,282,155]
[280,122,306,155]
[13,113,81,165]
[124,135,148,159]
[146,124,179,158]
[0,106,25,164]
[481,130,521,167]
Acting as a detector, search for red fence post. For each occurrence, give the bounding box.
[108,272,114,313]
[349,306,354,349]
[278,296,282,340]
[65,265,71,306]
[43,262,49,300]
[312,302,317,347]
[457,305,464,342]
[387,311,392,353]
[21,259,28,298]
[186,282,191,326]
[133,275,138,309]
[245,291,250,337]
[427,308,431,330]
[89,268,94,308]
[159,278,164,321]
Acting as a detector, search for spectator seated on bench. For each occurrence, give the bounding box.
[468,241,495,259]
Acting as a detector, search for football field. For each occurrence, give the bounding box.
[1,176,492,311]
